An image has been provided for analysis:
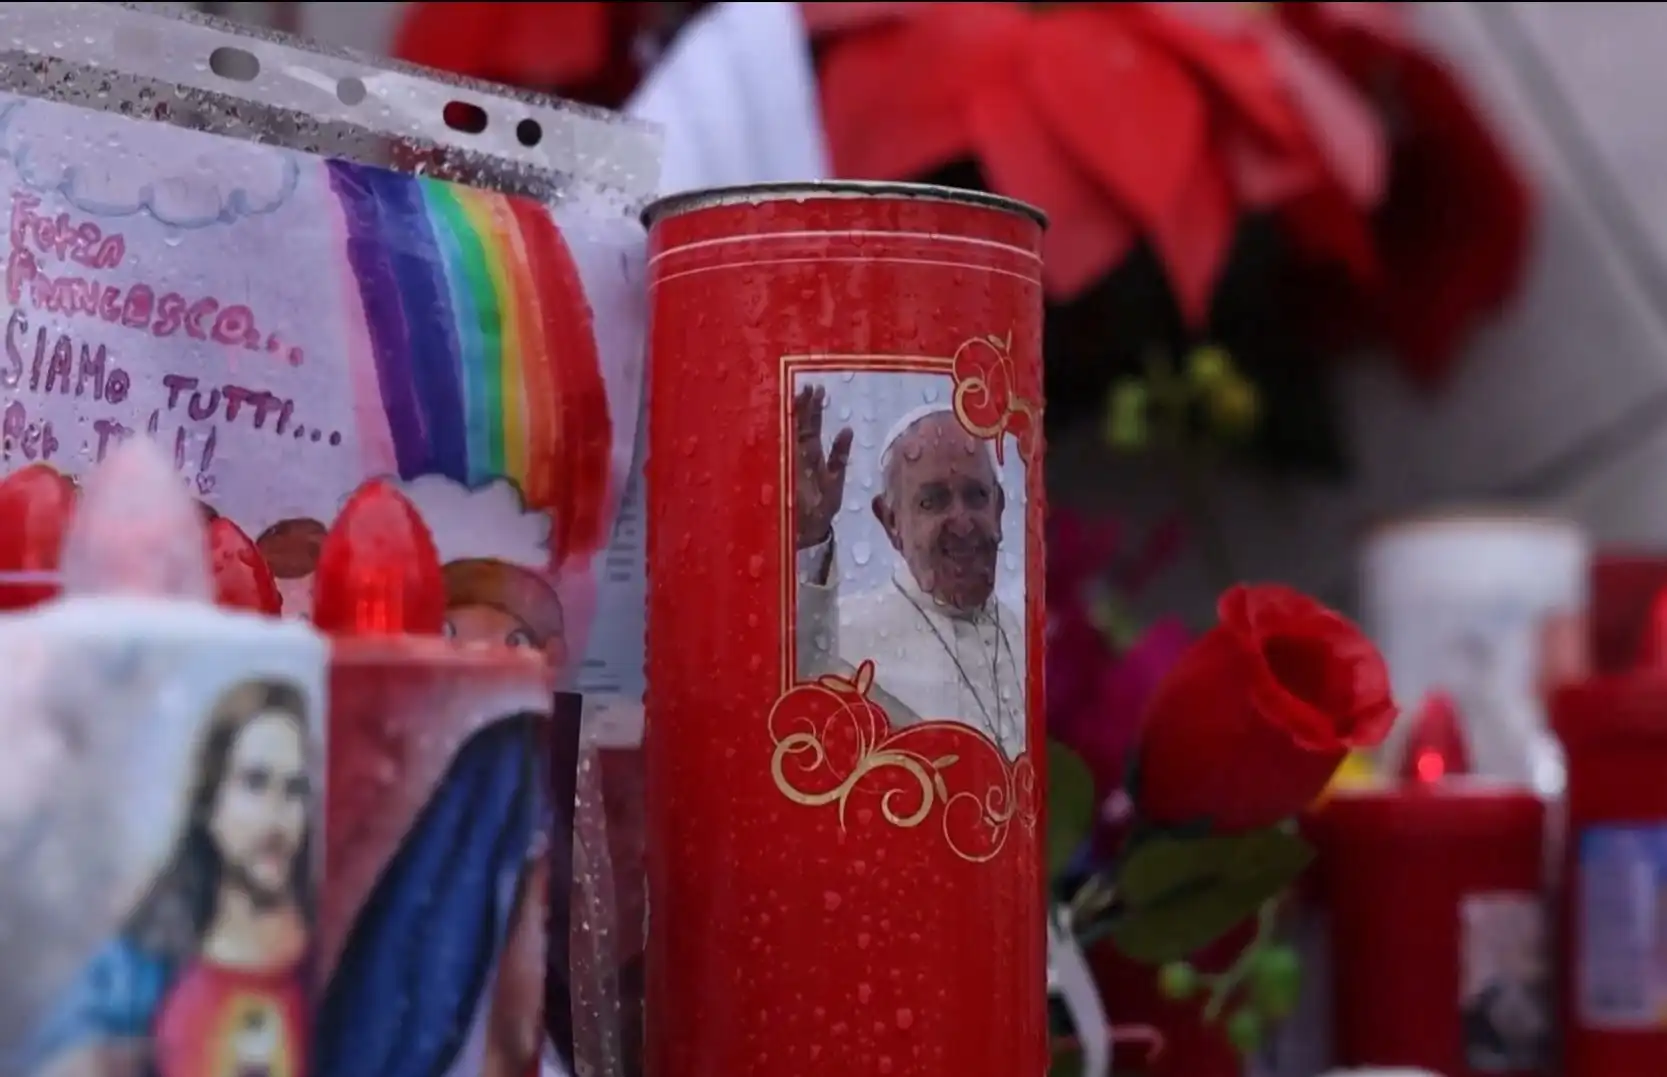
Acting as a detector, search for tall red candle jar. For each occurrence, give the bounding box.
[317,637,552,1077]
[1313,785,1549,1077]
[644,181,1048,1077]
[1551,672,1667,1077]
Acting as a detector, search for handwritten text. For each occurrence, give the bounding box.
[7,193,306,367]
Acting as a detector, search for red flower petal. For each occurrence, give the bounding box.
[1023,9,1209,234]
[817,11,1023,181]
[967,82,1135,298]
[1143,147,1237,325]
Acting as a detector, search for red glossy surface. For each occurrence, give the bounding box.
[645,188,1047,1077]
[323,638,549,1076]
[0,463,76,609]
[313,479,446,636]
[1315,787,1545,1076]
[1552,674,1667,1077]
[206,516,283,615]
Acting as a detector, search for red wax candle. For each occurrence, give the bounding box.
[644,182,1048,1077]
[1315,784,1548,1076]
[313,480,554,1077]
[1552,669,1667,1077]
[322,637,551,1077]
[0,463,76,609]
[206,516,283,615]
[313,479,445,636]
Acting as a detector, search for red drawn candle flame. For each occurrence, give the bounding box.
[312,479,445,637]
[0,463,77,610]
[1398,690,1471,787]
[206,516,282,615]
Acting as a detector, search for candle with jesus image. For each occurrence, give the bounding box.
[0,440,326,1077]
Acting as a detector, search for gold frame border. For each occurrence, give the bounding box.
[770,341,1041,863]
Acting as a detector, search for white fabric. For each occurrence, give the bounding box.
[627,2,831,194]
[796,541,1027,758]
[1049,911,1111,1077]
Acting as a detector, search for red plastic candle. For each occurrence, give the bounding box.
[1552,586,1667,1077]
[206,516,283,615]
[0,463,77,609]
[1398,691,1473,786]
[312,479,445,636]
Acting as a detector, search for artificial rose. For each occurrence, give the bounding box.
[1134,583,1395,833]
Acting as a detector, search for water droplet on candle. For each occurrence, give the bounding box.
[857,983,872,1004]
[823,890,842,911]
[896,1008,914,1029]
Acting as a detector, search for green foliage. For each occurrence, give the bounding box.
[1107,827,1314,965]
[1226,1009,1264,1053]
[1157,961,1199,1001]
[1047,740,1097,881]
[1250,944,1301,1018]
[1101,345,1262,457]
[1049,1043,1084,1077]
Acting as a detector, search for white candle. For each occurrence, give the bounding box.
[0,440,327,1076]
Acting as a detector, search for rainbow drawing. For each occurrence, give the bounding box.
[325,159,613,561]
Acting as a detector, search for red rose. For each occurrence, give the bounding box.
[1134,584,1395,834]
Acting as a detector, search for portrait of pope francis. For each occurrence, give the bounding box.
[792,384,1027,759]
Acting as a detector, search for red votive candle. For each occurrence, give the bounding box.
[644,182,1049,1077]
[311,479,552,1077]
[1552,665,1667,1077]
[0,463,76,609]
[1316,783,1548,1077]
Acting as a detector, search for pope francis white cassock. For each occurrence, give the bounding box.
[792,392,1027,759]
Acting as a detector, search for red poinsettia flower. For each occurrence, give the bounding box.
[808,2,1386,323]
[394,3,659,109]
[1278,1,1533,385]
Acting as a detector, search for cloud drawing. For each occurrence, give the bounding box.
[0,97,298,229]
[379,475,553,569]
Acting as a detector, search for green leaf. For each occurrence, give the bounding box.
[1226,1009,1264,1054]
[1048,1043,1084,1077]
[1118,826,1310,910]
[1250,944,1302,1019]
[1047,740,1096,880]
[1108,829,1314,965]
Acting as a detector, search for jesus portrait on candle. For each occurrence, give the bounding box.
[25,680,313,1077]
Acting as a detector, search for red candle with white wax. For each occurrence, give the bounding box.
[310,478,553,1077]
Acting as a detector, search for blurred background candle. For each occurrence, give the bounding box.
[1362,515,1588,794]
[1550,598,1667,1077]
[0,463,76,611]
[207,516,283,616]
[1315,701,1549,1077]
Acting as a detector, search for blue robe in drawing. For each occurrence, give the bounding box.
[22,715,542,1077]
[23,939,174,1075]
[315,714,543,1077]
